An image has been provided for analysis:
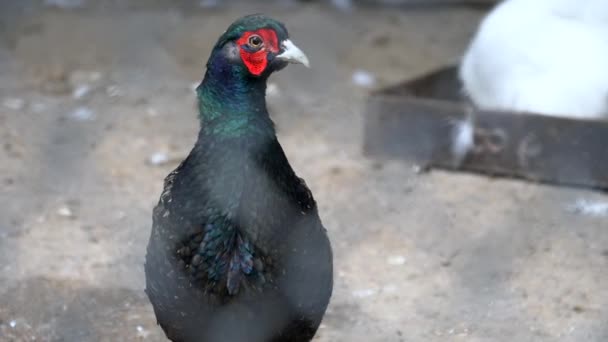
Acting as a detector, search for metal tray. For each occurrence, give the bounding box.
[363,66,608,190]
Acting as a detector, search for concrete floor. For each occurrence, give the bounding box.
[1,1,607,341]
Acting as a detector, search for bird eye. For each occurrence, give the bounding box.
[248,35,263,48]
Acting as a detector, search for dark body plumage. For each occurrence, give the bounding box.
[145,15,333,342]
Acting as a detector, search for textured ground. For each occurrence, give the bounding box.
[1,1,608,341]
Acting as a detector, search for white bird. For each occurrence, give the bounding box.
[459,0,608,119]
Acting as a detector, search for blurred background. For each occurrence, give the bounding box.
[1,0,607,341]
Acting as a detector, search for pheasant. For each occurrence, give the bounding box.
[145,14,333,342]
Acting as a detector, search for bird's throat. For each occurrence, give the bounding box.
[194,46,275,135]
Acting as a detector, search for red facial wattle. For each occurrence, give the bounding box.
[236,29,280,76]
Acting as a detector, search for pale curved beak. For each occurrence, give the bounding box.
[276,39,310,68]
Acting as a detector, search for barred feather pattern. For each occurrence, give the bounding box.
[175,214,263,295]
[200,220,255,295]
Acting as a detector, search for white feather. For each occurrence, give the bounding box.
[451,115,474,165]
[459,0,608,119]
